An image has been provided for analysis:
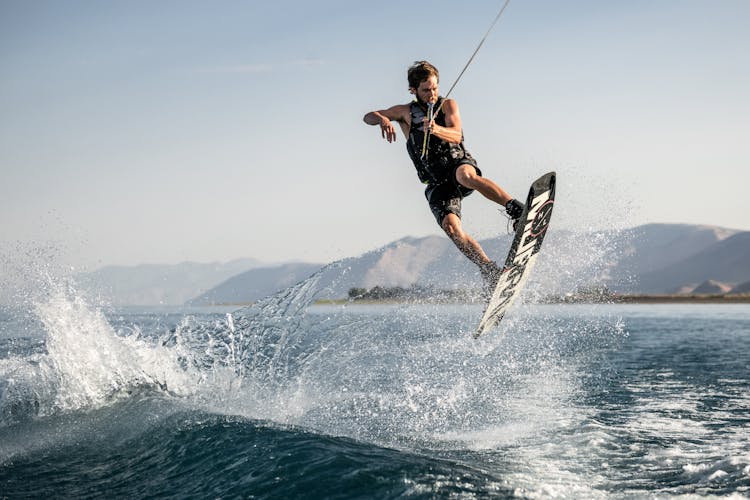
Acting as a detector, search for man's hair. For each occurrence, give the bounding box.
[407,60,439,89]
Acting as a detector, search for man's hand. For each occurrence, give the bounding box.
[380,117,397,143]
[363,105,408,142]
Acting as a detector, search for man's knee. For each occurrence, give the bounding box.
[455,164,479,187]
[441,213,463,239]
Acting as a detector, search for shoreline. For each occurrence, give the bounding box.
[315,294,750,306]
[544,294,750,304]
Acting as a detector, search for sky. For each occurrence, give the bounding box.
[1,0,748,270]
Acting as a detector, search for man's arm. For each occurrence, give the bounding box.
[426,98,463,144]
[363,104,410,143]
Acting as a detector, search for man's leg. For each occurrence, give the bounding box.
[441,213,500,288]
[455,164,511,206]
[441,213,493,268]
[455,164,525,227]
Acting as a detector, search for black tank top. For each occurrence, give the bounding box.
[406,97,470,185]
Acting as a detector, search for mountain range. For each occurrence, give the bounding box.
[75,223,750,306]
[75,258,264,306]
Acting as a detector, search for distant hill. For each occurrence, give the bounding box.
[172,236,490,306]
[310,223,750,300]
[602,224,741,292]
[76,223,750,305]
[186,263,323,306]
[634,231,750,293]
[76,258,264,306]
[315,235,485,298]
[187,223,750,304]
[616,224,738,275]
[691,280,734,295]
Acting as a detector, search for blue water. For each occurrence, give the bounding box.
[1,274,749,498]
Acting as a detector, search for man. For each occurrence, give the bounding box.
[363,60,524,287]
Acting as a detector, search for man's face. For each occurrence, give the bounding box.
[413,75,439,105]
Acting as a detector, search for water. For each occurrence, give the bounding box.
[1,274,749,498]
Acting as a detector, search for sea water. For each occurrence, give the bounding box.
[0,275,749,498]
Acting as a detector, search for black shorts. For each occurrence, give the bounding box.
[424,159,481,226]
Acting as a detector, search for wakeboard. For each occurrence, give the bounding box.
[475,171,556,338]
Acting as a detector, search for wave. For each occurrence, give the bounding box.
[0,399,511,498]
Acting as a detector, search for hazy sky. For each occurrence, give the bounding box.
[1,0,748,269]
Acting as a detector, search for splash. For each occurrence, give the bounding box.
[525,164,636,299]
[0,244,627,473]
[0,261,331,427]
[161,265,328,419]
[0,282,198,426]
[34,282,179,410]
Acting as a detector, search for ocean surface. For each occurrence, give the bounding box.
[1,273,749,499]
